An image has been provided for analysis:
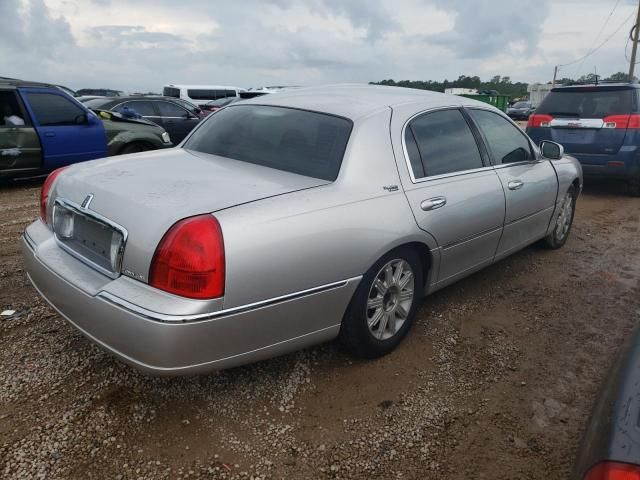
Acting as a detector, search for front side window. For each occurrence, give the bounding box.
[406,109,483,178]
[157,101,188,117]
[468,109,533,164]
[25,92,86,126]
[184,105,352,181]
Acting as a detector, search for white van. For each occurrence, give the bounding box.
[162,85,246,106]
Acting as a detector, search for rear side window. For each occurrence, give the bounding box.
[468,109,533,164]
[116,101,156,116]
[184,105,352,181]
[163,87,180,98]
[536,88,635,118]
[25,92,87,126]
[406,109,483,178]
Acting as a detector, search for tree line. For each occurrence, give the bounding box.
[370,72,630,98]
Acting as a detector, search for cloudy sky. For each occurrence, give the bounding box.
[2,0,638,92]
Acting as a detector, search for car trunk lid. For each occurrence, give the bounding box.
[52,148,329,281]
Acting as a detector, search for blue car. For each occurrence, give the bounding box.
[0,78,107,180]
[527,83,640,196]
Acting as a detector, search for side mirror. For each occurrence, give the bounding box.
[540,140,564,160]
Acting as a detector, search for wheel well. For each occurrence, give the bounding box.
[119,140,153,154]
[572,178,581,194]
[397,242,432,286]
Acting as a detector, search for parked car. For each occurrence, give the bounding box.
[506,101,536,120]
[93,109,172,155]
[77,95,107,103]
[76,88,124,97]
[23,85,581,375]
[84,96,201,144]
[55,85,77,97]
[575,327,640,479]
[162,84,245,106]
[0,78,171,180]
[527,82,640,196]
[1,78,107,179]
[200,96,241,114]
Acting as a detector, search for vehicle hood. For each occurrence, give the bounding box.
[53,148,329,280]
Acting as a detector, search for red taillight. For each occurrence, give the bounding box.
[603,114,640,129]
[585,461,640,480]
[40,167,67,224]
[149,215,225,299]
[527,114,553,128]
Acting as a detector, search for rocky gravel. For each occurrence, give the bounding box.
[1,178,639,479]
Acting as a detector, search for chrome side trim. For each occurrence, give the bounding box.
[53,197,129,280]
[441,225,502,250]
[97,276,362,323]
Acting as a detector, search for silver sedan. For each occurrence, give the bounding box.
[22,85,582,375]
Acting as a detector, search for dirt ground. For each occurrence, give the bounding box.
[1,178,639,480]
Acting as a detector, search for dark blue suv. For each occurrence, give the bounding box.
[527,83,640,196]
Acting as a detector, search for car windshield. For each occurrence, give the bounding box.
[536,87,635,118]
[83,98,114,109]
[184,105,352,181]
[512,102,529,108]
[206,97,238,108]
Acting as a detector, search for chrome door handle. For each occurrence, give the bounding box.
[508,180,524,190]
[420,196,447,211]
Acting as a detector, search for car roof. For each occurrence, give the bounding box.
[552,82,640,91]
[0,77,57,89]
[92,95,184,103]
[239,84,495,120]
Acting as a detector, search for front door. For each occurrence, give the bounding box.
[0,90,42,175]
[467,108,557,258]
[400,108,506,285]
[154,100,200,144]
[21,88,107,171]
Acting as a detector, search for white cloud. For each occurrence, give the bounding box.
[2,0,637,92]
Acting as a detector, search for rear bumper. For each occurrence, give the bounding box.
[22,222,359,375]
[572,152,639,180]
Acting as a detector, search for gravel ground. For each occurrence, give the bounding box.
[1,178,639,479]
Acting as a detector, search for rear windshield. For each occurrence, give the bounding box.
[163,87,180,98]
[184,105,352,181]
[83,98,114,109]
[537,87,636,117]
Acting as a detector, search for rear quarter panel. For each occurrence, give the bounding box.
[215,108,436,309]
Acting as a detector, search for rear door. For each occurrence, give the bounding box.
[154,100,199,143]
[0,89,42,175]
[528,86,636,158]
[20,88,107,171]
[400,108,506,285]
[468,108,557,257]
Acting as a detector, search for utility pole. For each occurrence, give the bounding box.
[552,65,558,87]
[628,0,640,81]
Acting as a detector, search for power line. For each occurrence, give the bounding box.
[575,0,621,76]
[558,7,635,70]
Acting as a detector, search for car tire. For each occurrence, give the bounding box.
[339,247,423,359]
[629,177,640,197]
[543,185,577,249]
[120,142,152,155]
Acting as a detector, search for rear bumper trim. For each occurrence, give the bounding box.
[97,277,357,324]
